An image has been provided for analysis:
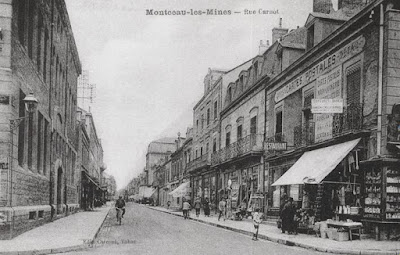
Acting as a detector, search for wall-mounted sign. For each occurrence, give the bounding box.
[314,66,343,142]
[0,95,10,105]
[274,35,365,102]
[265,142,287,151]
[311,99,343,113]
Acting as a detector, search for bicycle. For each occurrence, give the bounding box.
[116,207,124,225]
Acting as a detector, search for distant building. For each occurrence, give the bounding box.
[146,137,176,186]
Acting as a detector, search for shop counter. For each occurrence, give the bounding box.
[326,221,363,240]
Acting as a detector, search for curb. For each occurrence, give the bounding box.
[0,207,112,255]
[148,207,399,255]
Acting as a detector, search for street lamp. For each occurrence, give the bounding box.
[10,93,38,130]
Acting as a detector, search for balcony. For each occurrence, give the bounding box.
[187,153,211,173]
[293,104,363,147]
[294,122,315,148]
[211,134,263,166]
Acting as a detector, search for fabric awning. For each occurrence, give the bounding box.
[272,138,361,186]
[169,182,190,198]
[144,188,156,198]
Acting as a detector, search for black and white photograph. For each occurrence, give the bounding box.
[0,0,400,254]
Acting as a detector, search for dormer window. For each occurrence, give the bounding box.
[254,62,258,83]
[307,24,315,50]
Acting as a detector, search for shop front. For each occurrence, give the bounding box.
[271,138,366,236]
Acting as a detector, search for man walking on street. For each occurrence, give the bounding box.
[194,197,201,218]
[218,198,226,221]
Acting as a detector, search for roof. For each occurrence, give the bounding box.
[279,27,306,50]
[147,137,177,154]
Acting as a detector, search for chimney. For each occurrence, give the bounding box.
[258,40,269,55]
[272,18,289,43]
[313,0,333,14]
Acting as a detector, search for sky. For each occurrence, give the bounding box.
[65,0,314,190]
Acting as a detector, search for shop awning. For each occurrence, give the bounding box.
[144,188,156,198]
[169,182,190,198]
[272,138,361,186]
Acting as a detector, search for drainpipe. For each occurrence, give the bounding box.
[377,3,384,156]
[49,0,55,218]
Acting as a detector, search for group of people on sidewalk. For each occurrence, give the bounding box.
[179,197,263,241]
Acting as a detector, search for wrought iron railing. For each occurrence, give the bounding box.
[211,134,263,165]
[294,122,315,148]
[332,104,363,137]
[187,153,211,172]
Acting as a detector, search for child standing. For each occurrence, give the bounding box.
[252,208,263,241]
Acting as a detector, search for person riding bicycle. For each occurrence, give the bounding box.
[115,196,126,218]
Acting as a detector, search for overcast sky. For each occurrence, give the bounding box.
[65,0,314,190]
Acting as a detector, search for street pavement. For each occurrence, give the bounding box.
[59,203,332,255]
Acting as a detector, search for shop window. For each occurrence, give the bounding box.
[237,125,243,140]
[225,132,231,146]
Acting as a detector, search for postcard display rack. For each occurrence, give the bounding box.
[364,165,400,220]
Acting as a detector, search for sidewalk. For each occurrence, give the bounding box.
[0,206,110,255]
[149,206,400,255]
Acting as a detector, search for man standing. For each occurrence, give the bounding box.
[115,196,126,218]
[194,197,201,217]
[218,198,226,221]
[182,199,191,219]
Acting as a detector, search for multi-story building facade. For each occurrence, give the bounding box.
[0,0,81,239]
[265,0,400,240]
[76,108,106,210]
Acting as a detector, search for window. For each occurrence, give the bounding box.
[196,150,198,158]
[214,101,218,119]
[207,108,210,125]
[43,29,48,82]
[196,119,199,132]
[27,111,33,169]
[250,116,257,134]
[37,112,43,173]
[213,138,217,152]
[43,119,48,175]
[254,62,258,83]
[36,11,43,72]
[307,24,315,50]
[237,125,243,140]
[346,67,361,106]
[225,132,231,146]
[200,147,203,156]
[18,90,26,166]
[17,0,27,45]
[227,87,232,102]
[275,109,283,140]
[38,210,44,218]
[29,211,36,220]
[201,114,204,129]
[27,0,35,59]
[206,143,209,153]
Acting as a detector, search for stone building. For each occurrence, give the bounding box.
[76,108,106,210]
[0,0,81,239]
[264,0,400,239]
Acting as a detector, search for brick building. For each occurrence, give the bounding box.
[0,0,81,239]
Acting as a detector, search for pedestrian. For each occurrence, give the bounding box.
[252,208,263,241]
[279,193,288,232]
[182,199,191,219]
[281,197,295,234]
[167,201,171,210]
[203,198,210,217]
[194,197,201,217]
[218,198,226,221]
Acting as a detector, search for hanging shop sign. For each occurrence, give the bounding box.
[314,66,343,142]
[274,35,365,103]
[265,142,287,151]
